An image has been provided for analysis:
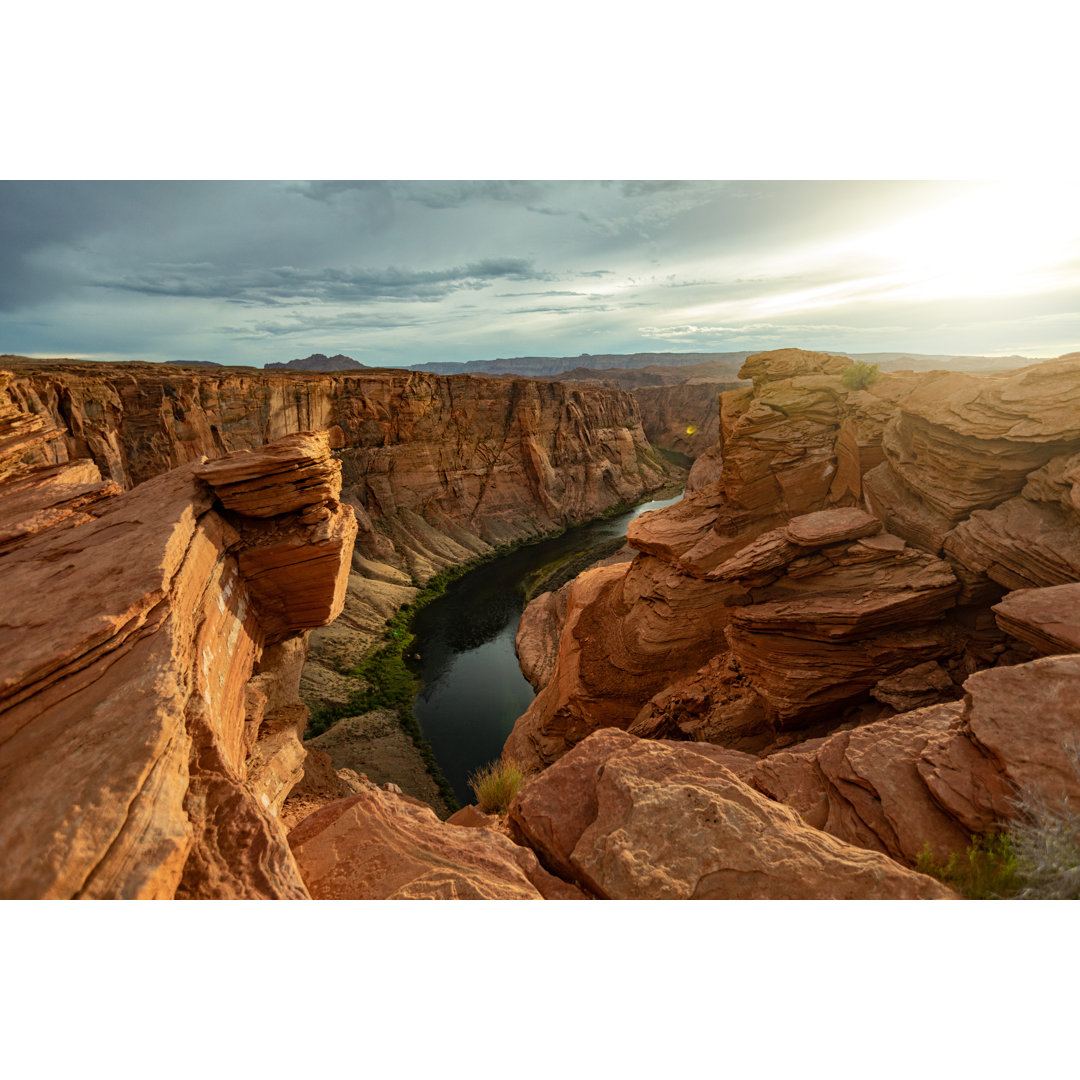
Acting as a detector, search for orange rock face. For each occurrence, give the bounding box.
[2,359,677,552]
[3,358,682,682]
[505,349,1080,773]
[992,582,1080,656]
[0,432,356,899]
[288,786,584,899]
[631,379,738,459]
[863,357,1080,556]
[739,655,1080,866]
[506,730,953,899]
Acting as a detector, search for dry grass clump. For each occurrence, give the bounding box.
[840,360,880,390]
[1008,744,1080,900]
[468,757,530,815]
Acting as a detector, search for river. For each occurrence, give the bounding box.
[409,492,684,806]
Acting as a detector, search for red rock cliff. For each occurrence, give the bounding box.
[2,358,682,698]
[0,429,356,898]
[505,349,1080,771]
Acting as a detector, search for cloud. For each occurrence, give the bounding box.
[292,179,548,210]
[493,290,598,299]
[620,180,696,198]
[100,257,551,305]
[637,320,915,345]
[291,180,389,202]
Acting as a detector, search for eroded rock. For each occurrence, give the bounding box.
[288,787,584,899]
[0,433,357,899]
[507,730,953,899]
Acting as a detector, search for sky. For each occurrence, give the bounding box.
[3,179,1079,368]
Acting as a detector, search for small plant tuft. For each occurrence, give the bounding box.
[469,758,529,815]
[840,360,880,391]
[915,833,1021,899]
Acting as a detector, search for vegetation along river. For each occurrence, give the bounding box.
[409,492,684,806]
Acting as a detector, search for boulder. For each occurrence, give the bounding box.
[507,730,953,899]
[740,655,1080,866]
[288,788,585,899]
[872,661,958,711]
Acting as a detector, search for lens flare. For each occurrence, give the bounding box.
[686,424,698,435]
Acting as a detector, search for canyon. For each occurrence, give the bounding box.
[2,348,1078,899]
[0,357,680,896]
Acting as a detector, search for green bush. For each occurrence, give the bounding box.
[468,758,529,815]
[915,833,1021,899]
[840,360,880,391]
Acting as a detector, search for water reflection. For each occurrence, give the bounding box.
[409,492,683,805]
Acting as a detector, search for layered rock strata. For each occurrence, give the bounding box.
[0,431,356,899]
[734,655,1080,866]
[992,583,1080,657]
[506,350,1080,772]
[861,356,1080,560]
[1,359,680,687]
[506,351,965,767]
[630,379,739,459]
[3,357,681,814]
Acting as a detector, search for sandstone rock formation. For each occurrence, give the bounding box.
[992,582,1080,657]
[736,654,1080,867]
[631,379,737,459]
[279,746,367,831]
[506,351,972,767]
[288,784,584,899]
[304,708,451,815]
[506,730,953,899]
[506,349,1080,779]
[1,359,681,680]
[515,584,570,691]
[0,430,356,899]
[3,357,682,821]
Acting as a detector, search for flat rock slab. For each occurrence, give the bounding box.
[785,507,882,547]
[993,582,1080,656]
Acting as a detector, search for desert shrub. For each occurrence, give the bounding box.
[840,360,880,391]
[915,833,1021,899]
[1008,745,1080,899]
[469,758,529,815]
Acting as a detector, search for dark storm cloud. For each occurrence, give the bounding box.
[223,310,427,338]
[0,181,141,310]
[102,257,551,305]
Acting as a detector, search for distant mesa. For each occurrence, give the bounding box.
[265,353,368,372]
[405,350,1042,379]
[164,360,224,367]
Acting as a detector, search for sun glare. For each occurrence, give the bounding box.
[668,182,1080,329]
[846,182,1080,302]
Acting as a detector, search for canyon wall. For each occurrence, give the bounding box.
[0,430,355,898]
[631,379,738,460]
[506,349,1080,776]
[1,359,682,694]
[8,349,1077,899]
